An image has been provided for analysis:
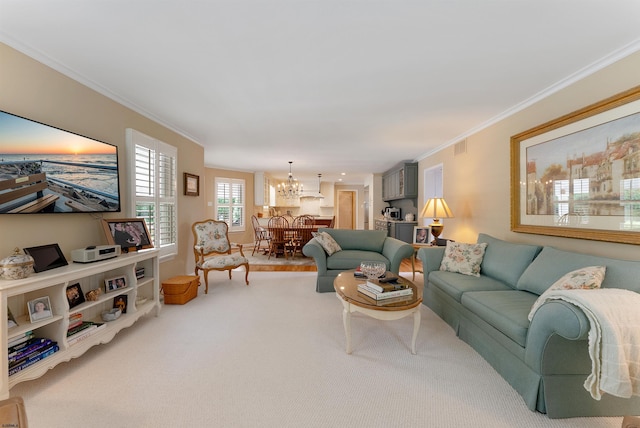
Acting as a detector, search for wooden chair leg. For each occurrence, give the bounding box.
[203,271,210,294]
[244,263,250,285]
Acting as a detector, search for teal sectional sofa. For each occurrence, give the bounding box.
[303,228,414,293]
[418,233,640,418]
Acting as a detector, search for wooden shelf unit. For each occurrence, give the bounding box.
[0,249,160,399]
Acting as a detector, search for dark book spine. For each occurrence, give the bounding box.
[9,339,52,365]
[8,344,59,376]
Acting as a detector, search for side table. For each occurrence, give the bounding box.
[411,243,433,280]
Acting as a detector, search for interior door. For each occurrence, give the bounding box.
[337,190,355,229]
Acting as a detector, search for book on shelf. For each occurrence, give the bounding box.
[66,321,101,337]
[357,283,413,300]
[67,323,106,346]
[9,338,52,365]
[9,343,59,376]
[8,331,34,349]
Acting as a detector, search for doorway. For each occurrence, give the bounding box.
[337,190,356,229]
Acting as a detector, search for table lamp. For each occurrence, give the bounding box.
[420,198,454,245]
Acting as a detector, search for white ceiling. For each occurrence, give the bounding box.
[1,1,640,187]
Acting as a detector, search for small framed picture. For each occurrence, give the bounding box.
[105,275,127,293]
[184,172,200,196]
[7,307,18,329]
[28,296,53,323]
[66,283,86,309]
[113,295,128,314]
[413,226,431,244]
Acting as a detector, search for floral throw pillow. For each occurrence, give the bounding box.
[527,266,606,321]
[439,241,488,277]
[313,231,342,256]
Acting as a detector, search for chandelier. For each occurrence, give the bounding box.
[277,161,303,199]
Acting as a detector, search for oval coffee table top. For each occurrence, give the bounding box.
[334,269,423,311]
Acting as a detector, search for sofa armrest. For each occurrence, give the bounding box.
[302,239,328,274]
[524,300,590,372]
[382,238,414,274]
[417,246,446,276]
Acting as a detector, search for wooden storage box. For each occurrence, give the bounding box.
[162,275,199,305]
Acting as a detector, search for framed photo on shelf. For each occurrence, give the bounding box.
[113,295,128,314]
[7,307,17,329]
[27,296,53,323]
[23,243,68,273]
[105,275,127,293]
[66,283,85,308]
[102,218,153,252]
[184,172,199,196]
[413,226,431,244]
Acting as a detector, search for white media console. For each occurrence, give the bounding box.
[0,249,160,398]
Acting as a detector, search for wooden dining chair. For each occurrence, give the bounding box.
[192,219,249,293]
[290,215,315,256]
[267,216,291,259]
[251,215,270,255]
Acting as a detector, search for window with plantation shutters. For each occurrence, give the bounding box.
[215,177,245,232]
[126,129,177,259]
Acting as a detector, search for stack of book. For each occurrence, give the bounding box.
[8,332,58,376]
[67,321,106,346]
[357,279,413,302]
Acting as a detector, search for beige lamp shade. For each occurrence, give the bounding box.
[420,198,454,242]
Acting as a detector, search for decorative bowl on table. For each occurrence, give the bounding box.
[360,261,386,280]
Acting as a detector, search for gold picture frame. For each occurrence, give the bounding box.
[510,85,640,244]
[184,172,199,196]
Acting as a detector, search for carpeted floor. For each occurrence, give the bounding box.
[10,272,624,428]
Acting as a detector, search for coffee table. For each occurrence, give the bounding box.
[333,270,423,354]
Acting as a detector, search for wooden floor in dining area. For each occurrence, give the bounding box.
[250,257,421,273]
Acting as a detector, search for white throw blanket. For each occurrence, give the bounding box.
[536,288,640,400]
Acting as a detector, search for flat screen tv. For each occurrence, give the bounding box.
[0,110,121,214]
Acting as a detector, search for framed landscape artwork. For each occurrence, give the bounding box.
[184,172,199,196]
[511,85,640,244]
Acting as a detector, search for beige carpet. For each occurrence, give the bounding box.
[245,250,316,266]
[11,272,624,428]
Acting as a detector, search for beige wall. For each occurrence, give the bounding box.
[0,43,206,281]
[418,51,640,261]
[203,167,255,246]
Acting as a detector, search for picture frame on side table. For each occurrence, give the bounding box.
[413,226,431,244]
[511,85,640,244]
[105,275,127,293]
[66,283,85,309]
[27,296,53,323]
[184,172,199,196]
[102,218,153,252]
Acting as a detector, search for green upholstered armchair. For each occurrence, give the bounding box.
[303,228,414,293]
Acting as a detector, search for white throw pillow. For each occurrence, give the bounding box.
[439,241,488,277]
[313,231,342,256]
[527,265,606,321]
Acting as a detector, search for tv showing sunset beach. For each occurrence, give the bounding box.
[0,110,121,214]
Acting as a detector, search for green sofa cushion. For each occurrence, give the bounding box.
[326,250,388,270]
[428,270,512,302]
[461,290,538,347]
[322,228,387,253]
[477,233,542,288]
[516,246,640,295]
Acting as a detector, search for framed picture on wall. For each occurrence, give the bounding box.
[184,172,199,196]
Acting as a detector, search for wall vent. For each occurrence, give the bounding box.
[454,139,467,156]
